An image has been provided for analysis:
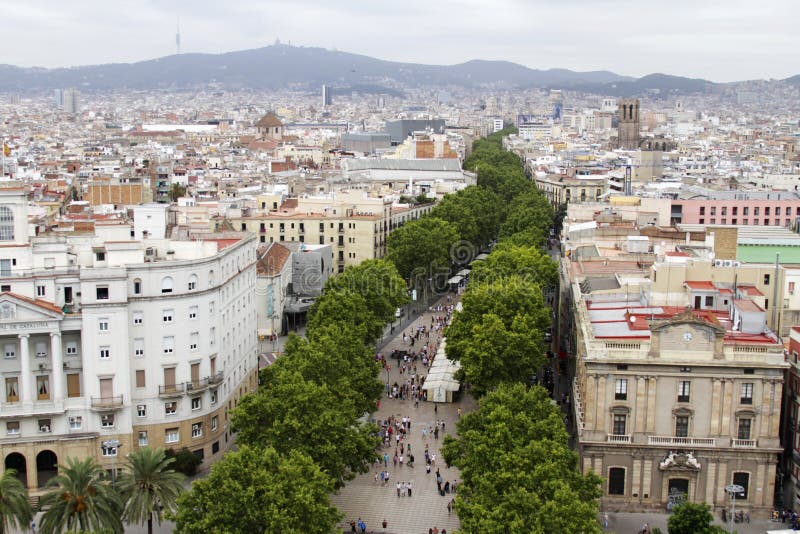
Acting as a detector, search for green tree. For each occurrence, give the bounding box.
[231,371,378,487]
[457,313,546,396]
[172,446,341,534]
[306,289,385,345]
[386,217,459,282]
[169,183,187,201]
[39,456,123,534]
[0,469,32,534]
[667,502,726,534]
[165,448,202,477]
[321,259,408,327]
[118,447,186,534]
[470,243,558,288]
[445,276,551,366]
[442,384,601,533]
[430,186,503,249]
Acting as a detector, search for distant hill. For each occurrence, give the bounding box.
[0,45,714,96]
[784,74,800,85]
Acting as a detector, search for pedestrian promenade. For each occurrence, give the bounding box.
[332,296,475,534]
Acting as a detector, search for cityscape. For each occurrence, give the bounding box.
[0,2,799,533]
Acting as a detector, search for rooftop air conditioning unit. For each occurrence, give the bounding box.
[723,260,734,267]
[713,259,724,267]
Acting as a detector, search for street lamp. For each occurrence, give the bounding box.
[102,439,122,489]
[724,484,744,534]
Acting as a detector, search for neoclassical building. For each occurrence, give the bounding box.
[0,189,258,500]
[571,279,785,517]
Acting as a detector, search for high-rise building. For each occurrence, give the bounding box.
[53,89,64,109]
[63,88,80,114]
[322,85,332,107]
[617,98,640,149]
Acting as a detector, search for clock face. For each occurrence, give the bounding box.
[683,332,693,342]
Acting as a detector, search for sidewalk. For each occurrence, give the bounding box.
[331,296,474,534]
[606,510,785,533]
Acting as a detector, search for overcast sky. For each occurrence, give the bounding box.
[1,0,797,82]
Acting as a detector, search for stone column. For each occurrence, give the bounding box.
[50,332,63,401]
[585,375,597,429]
[634,376,647,432]
[710,378,722,435]
[18,334,31,403]
[646,377,657,433]
[705,461,717,504]
[597,376,607,432]
[720,380,732,437]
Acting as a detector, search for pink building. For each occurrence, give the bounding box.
[672,199,800,227]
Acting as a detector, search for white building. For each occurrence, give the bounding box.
[0,188,258,495]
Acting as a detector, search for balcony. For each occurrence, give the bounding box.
[648,436,716,447]
[208,372,224,386]
[158,384,185,398]
[607,434,632,444]
[185,377,210,393]
[732,439,757,448]
[90,395,123,410]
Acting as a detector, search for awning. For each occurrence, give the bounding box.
[456,268,470,277]
[447,275,464,285]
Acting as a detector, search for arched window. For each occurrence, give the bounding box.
[161,277,174,294]
[608,467,625,495]
[0,207,14,241]
[208,270,215,287]
[188,274,198,291]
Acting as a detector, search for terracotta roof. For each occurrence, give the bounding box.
[255,112,283,128]
[280,198,298,210]
[257,243,291,276]
[0,292,64,315]
[685,281,715,290]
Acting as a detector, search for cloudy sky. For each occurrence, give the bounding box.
[1,0,797,82]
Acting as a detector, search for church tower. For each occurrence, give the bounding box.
[617,98,640,149]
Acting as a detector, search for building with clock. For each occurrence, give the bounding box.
[570,274,785,517]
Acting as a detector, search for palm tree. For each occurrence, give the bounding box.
[39,456,123,534]
[0,469,33,534]
[118,447,185,534]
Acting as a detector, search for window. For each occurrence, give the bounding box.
[210,327,216,346]
[96,286,109,300]
[766,207,771,216]
[790,282,796,294]
[191,397,201,410]
[741,382,753,404]
[133,311,143,325]
[38,418,52,433]
[764,274,771,285]
[133,279,141,294]
[135,370,146,388]
[190,332,198,351]
[738,418,751,440]
[188,306,198,320]
[161,277,174,294]
[615,379,628,401]
[163,336,174,354]
[710,207,716,216]
[98,318,109,332]
[101,444,118,457]
[99,346,110,360]
[66,342,78,355]
[192,422,203,438]
[678,381,691,403]
[209,301,215,315]
[0,206,14,241]
[612,414,627,435]
[138,431,148,446]
[137,404,147,417]
[3,344,15,359]
[704,296,713,307]
[162,309,173,323]
[69,416,82,430]
[754,207,760,216]
[36,285,46,297]
[6,421,19,435]
[5,377,18,403]
[95,251,106,262]
[165,402,177,415]
[134,338,144,357]
[210,390,218,405]
[732,472,749,499]
[608,467,625,495]
[188,274,198,291]
[743,206,749,215]
[165,428,179,444]
[34,342,47,359]
[101,414,115,428]
[675,416,689,437]
[66,374,80,397]
[36,375,50,400]
[211,415,218,431]
[776,207,782,216]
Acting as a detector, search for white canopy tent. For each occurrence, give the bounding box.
[421,338,462,403]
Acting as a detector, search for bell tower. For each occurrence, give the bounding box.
[617,98,640,150]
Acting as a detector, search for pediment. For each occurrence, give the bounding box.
[0,293,63,323]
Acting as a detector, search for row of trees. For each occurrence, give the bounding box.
[433,129,603,530]
[0,448,185,534]
[172,259,408,533]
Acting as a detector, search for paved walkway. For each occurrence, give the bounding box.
[332,296,475,534]
[604,510,787,533]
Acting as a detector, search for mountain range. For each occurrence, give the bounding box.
[0,44,792,96]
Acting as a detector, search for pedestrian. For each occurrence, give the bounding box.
[393,454,398,467]
[350,519,357,533]
[397,481,401,497]
[457,407,462,418]
[384,452,389,467]
[380,471,385,485]
[399,454,404,466]
[434,403,438,414]
[447,500,452,515]
[426,463,431,474]
[408,481,413,497]
[603,512,609,529]
[434,427,439,440]
[359,518,367,534]
[375,472,379,483]
[382,519,388,530]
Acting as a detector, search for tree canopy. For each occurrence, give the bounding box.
[386,216,459,282]
[172,446,341,534]
[667,502,726,534]
[321,259,408,326]
[470,243,558,288]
